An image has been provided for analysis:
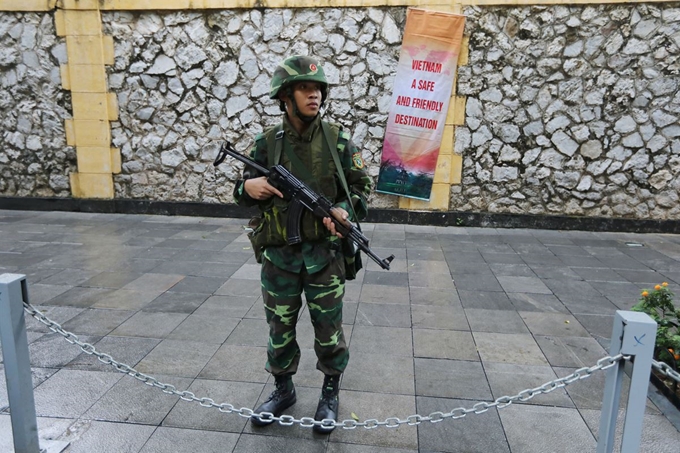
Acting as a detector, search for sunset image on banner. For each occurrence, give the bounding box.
[377,9,465,200]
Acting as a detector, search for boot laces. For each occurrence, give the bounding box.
[268,378,290,401]
[321,376,339,401]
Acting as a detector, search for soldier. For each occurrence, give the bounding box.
[233,55,371,433]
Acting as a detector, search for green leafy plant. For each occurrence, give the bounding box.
[632,282,680,367]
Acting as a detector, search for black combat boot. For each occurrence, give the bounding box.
[251,375,296,426]
[313,374,340,434]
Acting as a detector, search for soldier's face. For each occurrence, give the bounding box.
[288,81,322,116]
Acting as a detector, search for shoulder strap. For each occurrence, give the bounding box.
[321,121,360,228]
[263,124,284,168]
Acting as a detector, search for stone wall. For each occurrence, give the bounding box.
[2,4,680,222]
[0,12,75,197]
[104,8,406,206]
[455,3,680,220]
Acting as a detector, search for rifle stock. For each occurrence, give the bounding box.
[214,141,394,270]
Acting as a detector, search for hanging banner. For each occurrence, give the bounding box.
[376,8,465,200]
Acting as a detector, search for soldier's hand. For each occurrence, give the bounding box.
[244,177,284,200]
[324,207,348,238]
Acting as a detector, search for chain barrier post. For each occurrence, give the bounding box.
[597,310,657,453]
[0,274,42,453]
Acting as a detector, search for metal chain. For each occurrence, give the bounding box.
[24,301,629,429]
[652,359,680,384]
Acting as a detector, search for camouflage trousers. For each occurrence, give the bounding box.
[261,256,348,377]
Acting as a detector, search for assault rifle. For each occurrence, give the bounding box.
[214,141,394,270]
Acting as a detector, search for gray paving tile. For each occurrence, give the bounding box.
[554,366,658,414]
[531,265,583,280]
[135,339,219,378]
[80,271,145,288]
[499,404,595,453]
[66,336,160,372]
[414,358,491,399]
[91,288,164,310]
[411,304,468,330]
[142,291,209,313]
[489,262,535,276]
[355,302,411,327]
[571,314,616,341]
[60,308,134,336]
[193,295,259,318]
[465,308,529,334]
[140,427,240,453]
[507,292,569,313]
[359,284,411,304]
[330,391,418,449]
[363,270,409,287]
[83,374,192,424]
[413,329,477,360]
[0,366,57,408]
[24,283,72,304]
[474,332,548,365]
[409,286,460,305]
[484,362,573,407]
[342,351,414,395]
[405,259,450,274]
[458,290,514,310]
[408,271,455,289]
[29,333,101,368]
[351,326,413,357]
[0,415,73,453]
[580,409,680,453]
[416,396,509,453]
[235,432,326,452]
[168,313,239,343]
[571,267,627,282]
[46,286,117,308]
[561,296,619,317]
[166,275,228,294]
[163,379,263,432]
[199,345,269,383]
[446,261,494,275]
[327,444,417,453]
[543,278,602,302]
[39,268,101,286]
[110,312,188,338]
[123,273,185,292]
[519,312,591,337]
[497,276,552,294]
[451,273,503,291]
[33,369,123,417]
[230,263,262,280]
[534,335,608,368]
[615,269,667,284]
[215,278,262,296]
[224,318,269,347]
[55,420,155,453]
[25,305,85,333]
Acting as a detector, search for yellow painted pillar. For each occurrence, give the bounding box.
[56,0,119,198]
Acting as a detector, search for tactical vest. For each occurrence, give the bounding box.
[254,120,345,247]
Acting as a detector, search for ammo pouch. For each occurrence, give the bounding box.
[342,237,363,281]
[247,216,265,263]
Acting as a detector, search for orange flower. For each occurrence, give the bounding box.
[642,291,649,297]
[655,285,661,291]
[662,282,668,287]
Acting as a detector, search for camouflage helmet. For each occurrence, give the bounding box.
[269,55,328,102]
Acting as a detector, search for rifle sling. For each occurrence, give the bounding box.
[321,121,361,230]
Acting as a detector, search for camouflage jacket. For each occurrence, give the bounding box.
[233,115,372,273]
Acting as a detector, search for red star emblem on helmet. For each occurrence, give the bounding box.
[310,64,317,72]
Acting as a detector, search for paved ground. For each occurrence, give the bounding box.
[1,209,680,453]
